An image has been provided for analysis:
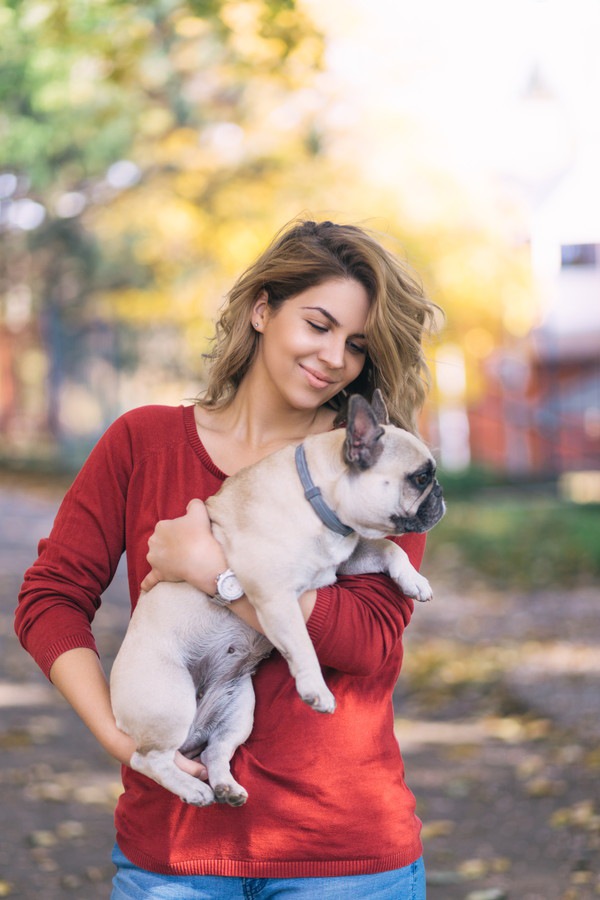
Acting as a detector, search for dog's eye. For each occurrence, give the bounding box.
[411,469,432,489]
[227,646,236,654]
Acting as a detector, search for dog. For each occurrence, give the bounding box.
[110,391,445,807]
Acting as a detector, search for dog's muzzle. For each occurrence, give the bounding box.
[390,482,445,534]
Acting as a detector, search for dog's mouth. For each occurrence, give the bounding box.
[390,482,445,534]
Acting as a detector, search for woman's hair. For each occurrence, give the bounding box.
[199,219,440,432]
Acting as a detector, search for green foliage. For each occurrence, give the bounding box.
[435,465,515,498]
[0,0,328,302]
[0,0,332,452]
[427,496,600,589]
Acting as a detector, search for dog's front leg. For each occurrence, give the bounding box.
[339,538,433,603]
[250,591,336,713]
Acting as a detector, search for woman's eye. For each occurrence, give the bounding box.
[307,322,366,355]
[347,341,367,355]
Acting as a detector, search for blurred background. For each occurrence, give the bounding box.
[1,1,599,898]
[1,0,599,485]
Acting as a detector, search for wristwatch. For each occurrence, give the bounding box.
[213,568,244,605]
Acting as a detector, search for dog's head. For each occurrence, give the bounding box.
[337,390,445,538]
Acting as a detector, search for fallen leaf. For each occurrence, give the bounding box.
[28,831,57,848]
[421,819,455,840]
[458,858,489,879]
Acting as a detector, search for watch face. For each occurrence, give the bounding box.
[218,571,243,601]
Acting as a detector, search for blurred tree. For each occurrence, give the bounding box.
[0,0,331,457]
[0,0,534,471]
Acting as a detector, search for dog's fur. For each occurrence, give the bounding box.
[110,392,445,807]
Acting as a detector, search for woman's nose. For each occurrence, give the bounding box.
[318,337,346,369]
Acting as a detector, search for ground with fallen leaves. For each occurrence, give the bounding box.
[0,477,598,899]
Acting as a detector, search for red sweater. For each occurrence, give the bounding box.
[16,404,425,877]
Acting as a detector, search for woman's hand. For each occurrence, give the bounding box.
[141,499,227,595]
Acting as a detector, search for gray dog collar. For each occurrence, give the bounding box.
[295,444,354,537]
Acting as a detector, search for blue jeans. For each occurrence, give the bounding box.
[111,844,426,899]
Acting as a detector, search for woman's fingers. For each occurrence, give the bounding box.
[140,497,225,594]
[140,569,161,593]
[174,751,208,781]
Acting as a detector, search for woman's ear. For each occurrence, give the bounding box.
[251,291,269,332]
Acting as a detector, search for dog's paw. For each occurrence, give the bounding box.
[295,672,336,713]
[181,782,216,806]
[300,689,336,714]
[213,783,248,807]
[402,573,433,603]
[391,564,433,603]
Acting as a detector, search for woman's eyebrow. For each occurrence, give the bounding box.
[301,306,366,339]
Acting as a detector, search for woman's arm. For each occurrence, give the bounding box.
[50,647,136,765]
[16,411,210,779]
[15,415,134,678]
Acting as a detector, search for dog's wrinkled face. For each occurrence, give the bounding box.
[338,391,445,538]
[390,458,445,534]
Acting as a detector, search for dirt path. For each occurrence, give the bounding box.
[1,480,598,898]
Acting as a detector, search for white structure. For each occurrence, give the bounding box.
[531,148,600,343]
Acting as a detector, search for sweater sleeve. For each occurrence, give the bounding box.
[14,415,134,680]
[306,532,426,676]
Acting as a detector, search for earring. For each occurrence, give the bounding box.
[254,322,260,329]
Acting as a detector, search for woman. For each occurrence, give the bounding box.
[16,219,438,898]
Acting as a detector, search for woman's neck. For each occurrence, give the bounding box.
[195,386,336,476]
[211,381,332,450]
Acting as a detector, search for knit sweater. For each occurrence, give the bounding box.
[16,404,426,877]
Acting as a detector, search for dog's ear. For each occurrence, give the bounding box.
[344,395,385,470]
[371,388,390,425]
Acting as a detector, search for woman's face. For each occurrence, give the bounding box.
[251,278,370,412]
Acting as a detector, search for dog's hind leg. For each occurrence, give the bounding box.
[131,748,215,806]
[116,655,216,806]
[198,675,256,806]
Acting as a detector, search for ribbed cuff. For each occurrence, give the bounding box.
[38,632,99,681]
[305,585,333,648]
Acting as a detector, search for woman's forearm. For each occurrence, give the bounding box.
[49,647,135,766]
[229,589,317,631]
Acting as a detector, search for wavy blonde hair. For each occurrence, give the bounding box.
[199,219,439,432]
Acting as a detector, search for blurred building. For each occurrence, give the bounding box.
[467,150,600,478]
[529,150,600,474]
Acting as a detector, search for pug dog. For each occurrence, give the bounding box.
[110,391,445,807]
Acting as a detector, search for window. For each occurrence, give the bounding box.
[561,243,599,267]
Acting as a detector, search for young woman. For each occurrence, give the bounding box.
[16,219,438,899]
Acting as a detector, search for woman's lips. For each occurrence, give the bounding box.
[300,365,334,389]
